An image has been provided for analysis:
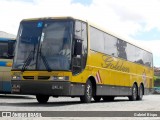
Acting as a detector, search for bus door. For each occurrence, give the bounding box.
[72,20,87,76]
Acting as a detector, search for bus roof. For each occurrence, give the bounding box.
[22,16,76,21]
[0,37,15,41]
[21,16,152,53]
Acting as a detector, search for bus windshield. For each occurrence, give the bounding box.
[13,20,73,71]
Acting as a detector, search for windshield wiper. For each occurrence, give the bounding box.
[38,49,52,72]
[38,42,51,72]
[21,42,36,72]
[21,51,34,72]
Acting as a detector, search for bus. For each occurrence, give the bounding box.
[0,38,15,93]
[11,17,154,103]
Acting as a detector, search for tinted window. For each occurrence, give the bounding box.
[0,42,8,59]
[116,39,127,59]
[90,27,104,53]
[75,21,81,38]
[73,20,88,74]
[8,40,16,59]
[135,47,144,65]
[143,51,152,67]
[104,33,117,57]
[81,22,88,69]
[89,25,153,67]
[126,43,136,62]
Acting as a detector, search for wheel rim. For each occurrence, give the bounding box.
[139,86,143,99]
[133,86,137,100]
[86,84,92,99]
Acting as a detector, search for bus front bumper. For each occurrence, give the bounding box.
[11,80,85,96]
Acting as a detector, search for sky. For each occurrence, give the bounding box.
[0,0,159,67]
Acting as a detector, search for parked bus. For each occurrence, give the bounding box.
[0,38,15,93]
[11,17,154,103]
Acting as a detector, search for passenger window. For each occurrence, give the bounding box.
[135,48,144,65]
[104,33,117,57]
[126,43,136,62]
[90,27,104,53]
[116,39,127,59]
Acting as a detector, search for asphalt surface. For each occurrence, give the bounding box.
[0,94,160,120]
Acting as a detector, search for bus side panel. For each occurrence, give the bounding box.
[0,71,2,92]
[71,66,93,95]
[136,64,154,94]
[0,71,12,93]
[87,50,154,96]
[0,60,12,93]
[88,51,133,96]
[2,71,12,92]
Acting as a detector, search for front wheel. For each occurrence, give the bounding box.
[80,80,93,103]
[128,84,138,101]
[36,95,49,104]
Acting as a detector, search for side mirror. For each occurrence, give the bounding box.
[74,39,83,56]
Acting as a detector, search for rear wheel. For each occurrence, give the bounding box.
[137,85,143,100]
[93,96,101,102]
[128,84,138,101]
[80,80,93,103]
[36,95,49,104]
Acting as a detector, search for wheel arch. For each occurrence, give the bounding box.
[133,82,138,89]
[139,82,144,95]
[88,76,97,96]
[133,81,138,94]
[133,82,144,95]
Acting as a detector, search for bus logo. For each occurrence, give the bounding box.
[102,56,130,73]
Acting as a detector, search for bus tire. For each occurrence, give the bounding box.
[102,96,114,101]
[128,84,138,101]
[137,84,143,100]
[80,80,92,103]
[93,96,101,102]
[36,95,49,104]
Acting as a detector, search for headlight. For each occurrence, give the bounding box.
[12,76,21,80]
[52,76,69,81]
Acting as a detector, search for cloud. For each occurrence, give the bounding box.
[133,40,160,67]
[0,0,159,66]
[1,0,160,35]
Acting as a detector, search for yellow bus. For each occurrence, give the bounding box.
[11,17,154,103]
[0,38,15,93]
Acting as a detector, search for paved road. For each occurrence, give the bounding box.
[0,94,160,120]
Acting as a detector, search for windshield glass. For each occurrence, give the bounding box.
[13,21,41,70]
[0,39,15,59]
[0,41,9,59]
[13,20,73,71]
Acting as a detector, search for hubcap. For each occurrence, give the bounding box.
[87,85,91,99]
[133,87,137,99]
[139,87,143,98]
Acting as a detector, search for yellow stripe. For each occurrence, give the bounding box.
[6,62,12,67]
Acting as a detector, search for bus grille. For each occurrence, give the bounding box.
[23,76,50,80]
[23,76,34,79]
[38,76,50,80]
